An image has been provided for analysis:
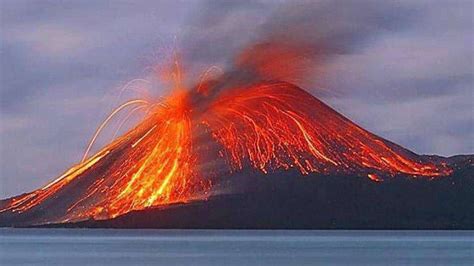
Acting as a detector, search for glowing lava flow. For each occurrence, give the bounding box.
[0,90,210,222]
[98,92,200,218]
[202,82,450,177]
[64,90,215,220]
[0,80,451,224]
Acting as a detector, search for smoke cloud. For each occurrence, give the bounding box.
[180,0,418,92]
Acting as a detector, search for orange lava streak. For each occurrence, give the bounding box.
[203,82,450,177]
[112,105,149,139]
[64,92,206,220]
[81,99,149,163]
[1,149,111,214]
[367,173,382,182]
[105,108,194,217]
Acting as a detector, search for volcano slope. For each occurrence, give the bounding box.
[0,81,472,228]
[48,158,473,230]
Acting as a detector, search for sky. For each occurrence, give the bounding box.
[0,0,472,198]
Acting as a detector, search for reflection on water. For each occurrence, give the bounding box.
[1,229,473,265]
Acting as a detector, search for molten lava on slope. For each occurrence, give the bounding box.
[0,78,451,225]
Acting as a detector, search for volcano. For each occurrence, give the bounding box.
[0,81,471,229]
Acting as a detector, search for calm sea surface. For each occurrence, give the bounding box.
[0,229,472,265]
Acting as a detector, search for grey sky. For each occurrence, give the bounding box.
[1,0,472,198]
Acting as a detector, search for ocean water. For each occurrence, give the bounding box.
[0,229,472,265]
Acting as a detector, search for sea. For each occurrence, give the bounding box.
[0,229,472,265]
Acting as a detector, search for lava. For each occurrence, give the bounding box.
[202,82,450,177]
[0,77,451,224]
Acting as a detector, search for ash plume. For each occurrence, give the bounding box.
[181,0,418,93]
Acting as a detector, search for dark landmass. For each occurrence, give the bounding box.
[28,155,473,230]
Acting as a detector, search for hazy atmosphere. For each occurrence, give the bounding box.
[1,0,472,198]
